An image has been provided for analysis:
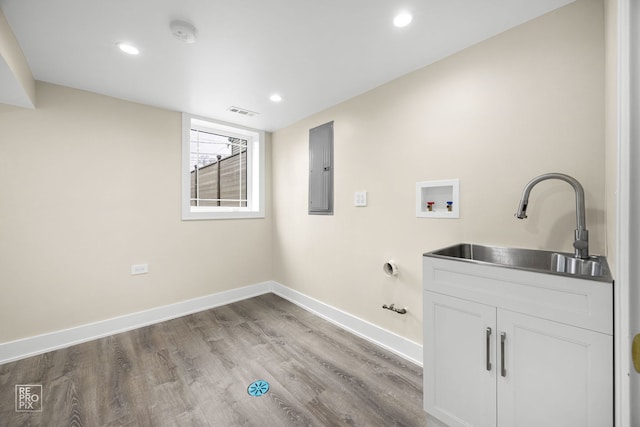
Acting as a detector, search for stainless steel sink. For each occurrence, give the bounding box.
[424,243,611,281]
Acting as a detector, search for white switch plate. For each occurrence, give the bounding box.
[131,263,149,275]
[354,191,367,207]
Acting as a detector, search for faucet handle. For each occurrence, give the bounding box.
[573,240,588,250]
[573,228,589,259]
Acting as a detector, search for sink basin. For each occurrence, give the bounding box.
[424,243,611,281]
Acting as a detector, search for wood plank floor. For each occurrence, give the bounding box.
[0,294,431,426]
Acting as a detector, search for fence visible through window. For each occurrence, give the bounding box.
[190,129,247,207]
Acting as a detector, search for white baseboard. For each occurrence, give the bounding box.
[270,282,423,366]
[0,281,422,366]
[0,282,272,364]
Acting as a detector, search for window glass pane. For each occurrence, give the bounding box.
[190,129,247,207]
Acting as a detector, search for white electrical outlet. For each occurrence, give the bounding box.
[131,263,149,275]
[354,191,367,207]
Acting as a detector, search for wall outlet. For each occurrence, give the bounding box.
[131,263,149,275]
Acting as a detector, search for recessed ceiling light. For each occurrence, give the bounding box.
[117,42,140,55]
[393,12,413,28]
[270,94,283,102]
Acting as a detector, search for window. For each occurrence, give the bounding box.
[181,113,265,219]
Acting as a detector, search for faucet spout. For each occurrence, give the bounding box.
[514,173,589,259]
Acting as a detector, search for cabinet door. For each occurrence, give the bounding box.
[424,291,497,427]
[497,310,613,427]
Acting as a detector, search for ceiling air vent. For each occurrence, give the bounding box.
[227,106,259,117]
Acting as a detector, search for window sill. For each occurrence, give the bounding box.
[181,209,265,221]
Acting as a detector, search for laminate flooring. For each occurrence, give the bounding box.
[0,293,431,426]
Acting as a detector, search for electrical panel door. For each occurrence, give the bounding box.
[309,121,334,215]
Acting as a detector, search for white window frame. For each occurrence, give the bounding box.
[181,113,265,220]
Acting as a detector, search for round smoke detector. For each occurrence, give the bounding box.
[170,20,198,44]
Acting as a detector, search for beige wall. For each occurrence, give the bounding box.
[0,82,273,343]
[272,0,605,344]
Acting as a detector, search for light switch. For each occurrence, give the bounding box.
[354,191,367,207]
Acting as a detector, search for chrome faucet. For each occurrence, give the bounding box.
[515,173,589,259]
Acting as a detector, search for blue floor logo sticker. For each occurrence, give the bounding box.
[15,385,42,412]
[247,380,270,397]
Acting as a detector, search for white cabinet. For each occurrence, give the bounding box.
[424,292,496,426]
[423,256,613,427]
[497,309,612,427]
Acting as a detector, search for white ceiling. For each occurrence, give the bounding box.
[0,0,574,131]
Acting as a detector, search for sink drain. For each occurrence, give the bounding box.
[247,380,270,397]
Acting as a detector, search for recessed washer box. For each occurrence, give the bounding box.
[416,179,459,218]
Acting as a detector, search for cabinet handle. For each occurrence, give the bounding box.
[486,327,492,371]
[500,332,507,377]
